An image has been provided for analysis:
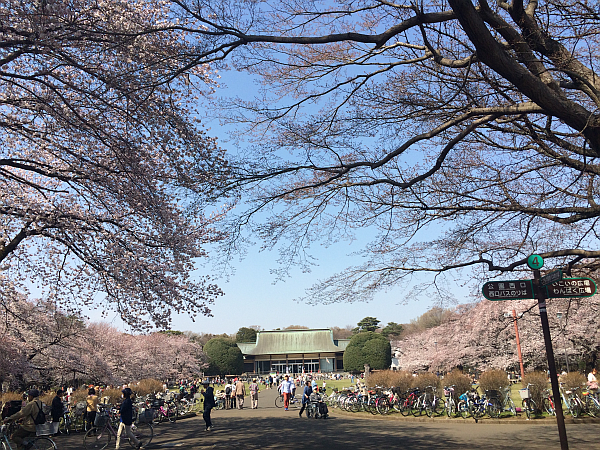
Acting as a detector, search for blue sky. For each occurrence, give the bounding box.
[89,67,468,335]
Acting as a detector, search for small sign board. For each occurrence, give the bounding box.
[546,277,597,298]
[482,280,535,301]
[540,269,563,287]
[527,254,544,270]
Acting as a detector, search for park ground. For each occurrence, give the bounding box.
[52,386,600,449]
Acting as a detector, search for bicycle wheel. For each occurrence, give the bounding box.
[543,397,555,416]
[368,398,378,415]
[472,402,485,419]
[31,437,57,450]
[457,400,469,419]
[399,398,412,416]
[58,416,70,435]
[585,396,600,417]
[377,397,391,415]
[434,398,446,416]
[570,399,582,418]
[84,427,111,450]
[72,413,85,432]
[425,400,434,418]
[507,397,517,416]
[487,398,501,418]
[129,423,153,448]
[275,395,284,408]
[167,406,176,423]
[411,396,424,416]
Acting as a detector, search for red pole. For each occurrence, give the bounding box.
[512,309,525,380]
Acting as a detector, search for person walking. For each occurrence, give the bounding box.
[280,375,294,411]
[86,387,99,431]
[115,388,143,449]
[224,381,233,409]
[51,389,64,436]
[298,381,312,417]
[588,368,598,391]
[235,379,246,409]
[249,379,259,409]
[201,382,215,431]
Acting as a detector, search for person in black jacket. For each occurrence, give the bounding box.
[115,388,143,450]
[201,382,215,431]
[51,389,64,436]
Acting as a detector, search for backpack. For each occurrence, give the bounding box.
[225,386,231,395]
[31,401,46,425]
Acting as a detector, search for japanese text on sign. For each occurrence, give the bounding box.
[547,278,595,297]
[482,280,535,301]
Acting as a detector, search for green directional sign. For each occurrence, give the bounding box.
[482,279,535,301]
[546,277,597,298]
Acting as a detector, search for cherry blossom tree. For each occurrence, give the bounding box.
[1,0,229,330]
[164,0,600,304]
[0,291,91,387]
[0,298,207,388]
[394,295,600,372]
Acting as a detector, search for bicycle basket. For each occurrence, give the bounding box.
[2,400,23,419]
[35,422,52,436]
[94,412,109,427]
[151,399,165,408]
[137,408,154,424]
[519,389,530,400]
[486,390,501,399]
[75,401,86,413]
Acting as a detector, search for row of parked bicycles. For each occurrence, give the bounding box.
[1,390,206,450]
[322,383,600,420]
[54,391,202,437]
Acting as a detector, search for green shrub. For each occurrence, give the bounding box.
[522,371,548,408]
[204,337,244,375]
[478,369,510,392]
[343,332,392,373]
[443,370,473,399]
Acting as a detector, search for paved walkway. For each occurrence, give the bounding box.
[52,387,600,449]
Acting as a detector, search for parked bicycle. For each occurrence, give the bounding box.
[520,384,539,419]
[559,384,583,418]
[444,386,457,417]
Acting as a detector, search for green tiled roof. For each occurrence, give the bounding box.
[238,329,344,355]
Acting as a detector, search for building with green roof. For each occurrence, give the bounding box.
[237,328,350,374]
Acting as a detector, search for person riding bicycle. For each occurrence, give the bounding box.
[2,389,42,450]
